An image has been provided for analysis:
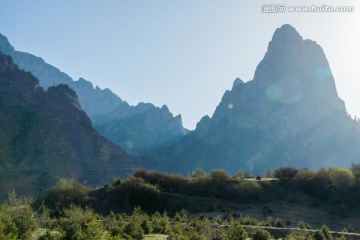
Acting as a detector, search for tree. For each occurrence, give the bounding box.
[0,219,17,240]
[0,191,38,239]
[319,225,333,240]
[151,211,171,234]
[227,222,248,240]
[273,167,299,180]
[123,208,144,240]
[252,228,272,240]
[298,220,311,230]
[209,170,231,181]
[327,168,355,189]
[60,205,111,240]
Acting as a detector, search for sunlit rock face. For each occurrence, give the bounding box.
[149,24,360,175]
[0,33,187,155]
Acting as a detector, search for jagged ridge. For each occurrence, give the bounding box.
[0,33,187,155]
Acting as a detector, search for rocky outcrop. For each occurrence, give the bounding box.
[0,53,136,197]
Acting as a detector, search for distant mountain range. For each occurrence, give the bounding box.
[146,24,360,174]
[1,24,359,187]
[0,52,136,197]
[0,34,187,155]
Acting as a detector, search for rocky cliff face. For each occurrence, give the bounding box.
[0,53,136,197]
[0,34,187,155]
[94,103,186,154]
[149,24,360,174]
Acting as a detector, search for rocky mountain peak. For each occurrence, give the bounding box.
[149,25,357,175]
[250,24,344,110]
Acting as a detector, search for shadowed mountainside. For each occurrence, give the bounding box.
[0,52,136,197]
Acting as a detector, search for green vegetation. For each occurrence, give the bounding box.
[1,166,360,239]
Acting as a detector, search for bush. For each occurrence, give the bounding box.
[133,169,186,192]
[0,191,38,239]
[227,222,248,240]
[286,231,313,240]
[151,212,171,234]
[123,207,145,240]
[112,178,122,187]
[124,176,162,211]
[313,230,327,240]
[273,167,299,180]
[60,205,111,240]
[190,168,207,179]
[0,219,17,240]
[327,168,355,189]
[319,225,333,240]
[209,170,231,181]
[41,179,90,210]
[298,220,311,230]
[252,228,272,240]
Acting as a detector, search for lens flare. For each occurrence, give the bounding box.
[315,68,332,80]
[266,84,282,100]
[126,140,134,148]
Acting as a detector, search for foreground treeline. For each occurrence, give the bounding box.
[0,191,350,240]
[132,166,360,211]
[36,166,360,215]
[1,166,360,239]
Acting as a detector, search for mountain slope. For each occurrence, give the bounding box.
[0,34,187,154]
[0,52,136,197]
[147,24,360,174]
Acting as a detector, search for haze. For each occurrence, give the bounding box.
[0,0,359,129]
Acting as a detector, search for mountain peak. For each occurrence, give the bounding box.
[267,24,303,56]
[251,24,344,110]
[272,24,302,41]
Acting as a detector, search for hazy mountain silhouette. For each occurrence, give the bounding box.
[0,34,187,155]
[146,24,360,174]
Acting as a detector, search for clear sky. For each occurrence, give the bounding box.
[0,0,359,129]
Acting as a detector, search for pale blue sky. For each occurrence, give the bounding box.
[0,0,359,129]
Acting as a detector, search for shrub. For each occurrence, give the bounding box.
[133,169,186,192]
[60,205,111,240]
[41,179,89,210]
[320,225,333,240]
[351,164,360,179]
[190,168,207,179]
[252,228,272,240]
[112,178,122,186]
[286,231,313,240]
[151,212,171,234]
[227,222,248,240]
[124,177,162,211]
[273,167,299,180]
[0,191,38,239]
[298,220,311,230]
[313,230,327,240]
[209,170,231,181]
[327,168,355,189]
[123,207,145,240]
[0,219,17,240]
